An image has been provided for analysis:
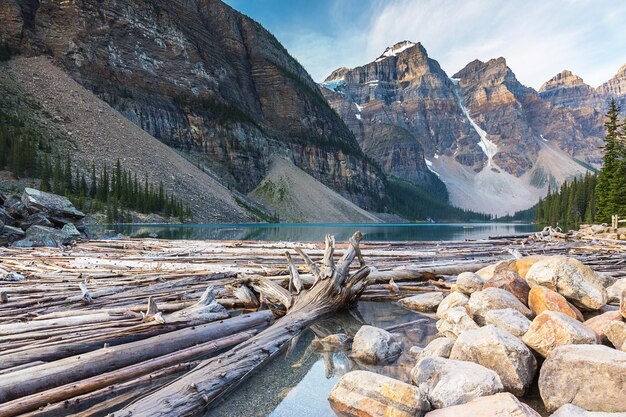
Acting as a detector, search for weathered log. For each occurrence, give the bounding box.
[368,262,491,283]
[0,310,274,402]
[116,231,370,417]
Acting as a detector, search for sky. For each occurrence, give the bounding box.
[224,0,626,89]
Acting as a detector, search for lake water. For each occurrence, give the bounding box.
[90,223,537,242]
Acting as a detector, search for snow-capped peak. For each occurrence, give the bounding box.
[375,41,417,62]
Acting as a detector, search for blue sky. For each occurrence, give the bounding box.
[224,0,626,89]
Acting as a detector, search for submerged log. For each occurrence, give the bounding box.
[116,231,370,417]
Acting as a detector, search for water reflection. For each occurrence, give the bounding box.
[206,302,438,417]
[90,223,537,242]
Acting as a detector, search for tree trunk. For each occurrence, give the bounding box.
[116,231,370,417]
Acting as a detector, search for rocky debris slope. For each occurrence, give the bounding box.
[0,188,86,247]
[328,254,626,416]
[0,0,385,210]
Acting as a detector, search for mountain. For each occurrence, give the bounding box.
[0,0,385,219]
[321,42,614,215]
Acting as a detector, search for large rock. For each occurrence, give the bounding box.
[435,306,479,339]
[0,207,15,226]
[483,270,531,305]
[604,320,626,351]
[399,292,444,313]
[415,337,455,362]
[412,357,503,408]
[19,213,54,230]
[450,325,537,396]
[550,404,626,417]
[525,256,608,310]
[424,393,541,417]
[522,311,598,357]
[23,225,73,247]
[484,308,531,337]
[351,325,401,364]
[621,289,626,320]
[21,188,85,219]
[539,344,626,412]
[456,272,485,295]
[514,255,549,279]
[3,195,28,219]
[328,370,430,417]
[529,285,584,321]
[583,311,624,343]
[607,279,626,304]
[435,291,469,319]
[468,287,533,325]
[0,225,25,246]
[476,260,516,281]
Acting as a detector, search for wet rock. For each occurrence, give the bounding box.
[529,285,584,321]
[399,292,444,313]
[604,320,626,351]
[412,356,503,408]
[435,291,469,319]
[522,311,598,357]
[450,325,537,396]
[3,195,28,219]
[550,404,626,417]
[484,308,531,337]
[24,225,72,247]
[328,370,430,417]
[415,337,455,362]
[468,287,533,325]
[526,256,607,311]
[456,272,485,295]
[351,325,401,364]
[607,279,626,303]
[483,270,531,305]
[19,213,54,230]
[435,306,479,339]
[21,188,85,219]
[424,392,541,417]
[583,311,623,343]
[539,344,626,412]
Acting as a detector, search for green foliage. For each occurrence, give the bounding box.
[534,172,598,227]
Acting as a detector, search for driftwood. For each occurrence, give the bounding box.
[116,232,370,417]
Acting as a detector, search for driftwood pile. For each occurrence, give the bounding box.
[0,234,624,417]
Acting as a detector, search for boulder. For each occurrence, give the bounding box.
[415,337,455,362]
[583,311,624,343]
[351,325,401,364]
[525,256,607,310]
[550,404,626,416]
[483,270,530,305]
[522,311,598,357]
[23,225,72,247]
[0,219,3,232]
[468,287,533,325]
[0,207,15,226]
[450,325,537,396]
[408,346,423,358]
[0,190,6,205]
[62,223,82,237]
[21,188,85,219]
[435,291,469,319]
[435,306,479,339]
[539,344,626,412]
[424,393,541,417]
[310,333,349,353]
[621,290,626,319]
[399,292,444,313]
[456,272,485,295]
[476,260,516,281]
[529,285,584,321]
[0,225,25,246]
[607,279,626,303]
[514,255,549,279]
[19,213,54,230]
[484,308,531,337]
[328,370,430,417]
[3,195,28,219]
[604,320,626,351]
[412,357,503,408]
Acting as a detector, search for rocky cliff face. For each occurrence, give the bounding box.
[539,70,603,109]
[598,64,626,111]
[0,0,385,209]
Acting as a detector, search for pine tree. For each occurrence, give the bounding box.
[596,99,621,222]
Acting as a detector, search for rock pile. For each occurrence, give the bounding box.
[0,188,86,248]
[329,255,626,417]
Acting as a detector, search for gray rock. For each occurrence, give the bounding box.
[408,346,424,358]
[539,344,626,412]
[329,370,430,417]
[468,287,533,325]
[351,325,402,364]
[607,279,626,304]
[22,188,85,219]
[450,325,537,396]
[424,392,541,417]
[522,311,598,357]
[436,291,469,319]
[20,213,54,230]
[399,292,445,313]
[0,272,25,282]
[0,190,6,205]
[456,272,485,295]
[3,196,28,219]
[0,225,26,246]
[62,223,82,237]
[24,225,72,247]
[484,308,532,337]
[416,337,455,362]
[0,219,3,232]
[435,306,479,339]
[0,207,16,226]
[550,404,626,417]
[412,357,503,408]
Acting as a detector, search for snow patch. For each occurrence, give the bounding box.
[434,153,439,159]
[320,78,345,92]
[424,158,441,177]
[354,103,363,112]
[355,114,362,120]
[540,134,548,142]
[375,41,416,62]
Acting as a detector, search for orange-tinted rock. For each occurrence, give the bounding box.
[514,255,548,279]
[528,285,583,321]
[483,270,530,305]
[621,290,626,320]
[583,311,624,343]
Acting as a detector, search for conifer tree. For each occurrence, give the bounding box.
[596,99,621,222]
